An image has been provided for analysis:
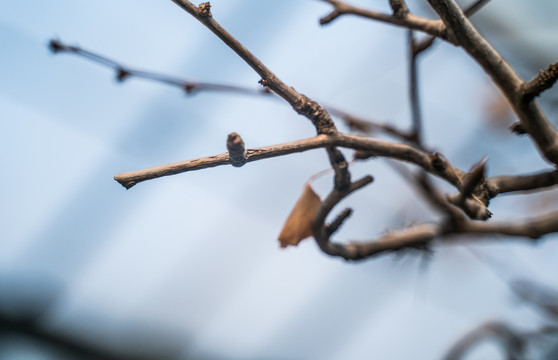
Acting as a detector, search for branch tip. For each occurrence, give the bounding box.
[320,10,341,25]
[522,62,558,101]
[326,208,353,236]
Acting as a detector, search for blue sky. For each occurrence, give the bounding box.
[1,1,558,359]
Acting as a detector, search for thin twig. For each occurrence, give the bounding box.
[113,133,465,189]
[48,39,267,96]
[319,0,449,41]
[408,30,423,146]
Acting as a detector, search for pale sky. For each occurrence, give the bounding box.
[1,1,558,359]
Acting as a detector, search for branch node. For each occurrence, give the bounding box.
[295,95,337,135]
[116,68,131,82]
[198,2,212,18]
[184,83,196,94]
[48,39,64,53]
[429,152,447,172]
[226,132,247,167]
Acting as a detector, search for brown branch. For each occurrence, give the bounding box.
[319,0,449,41]
[169,0,336,135]
[427,0,558,165]
[311,204,558,262]
[48,39,267,97]
[408,30,423,145]
[459,209,558,240]
[491,169,558,195]
[521,62,558,102]
[114,133,466,189]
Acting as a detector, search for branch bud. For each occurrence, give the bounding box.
[226,132,247,167]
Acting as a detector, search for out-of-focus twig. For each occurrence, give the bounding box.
[48,39,269,97]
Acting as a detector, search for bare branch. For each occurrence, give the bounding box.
[114,133,467,189]
[427,0,558,165]
[48,39,267,96]
[460,209,558,240]
[319,0,449,41]
[491,169,558,195]
[408,30,423,145]
[170,0,337,135]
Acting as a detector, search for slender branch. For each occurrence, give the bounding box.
[48,39,267,96]
[408,30,423,146]
[458,209,558,240]
[427,0,558,165]
[170,0,336,134]
[491,169,558,195]
[319,0,449,41]
[114,133,466,189]
[312,204,558,262]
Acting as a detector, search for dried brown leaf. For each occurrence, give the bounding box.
[278,184,322,248]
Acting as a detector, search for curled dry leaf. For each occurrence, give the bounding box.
[278,184,322,248]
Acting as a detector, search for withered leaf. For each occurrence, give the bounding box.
[278,184,322,248]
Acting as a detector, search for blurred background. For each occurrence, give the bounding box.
[1,0,558,359]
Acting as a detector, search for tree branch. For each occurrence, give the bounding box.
[318,0,449,42]
[427,0,558,165]
[48,39,267,96]
[170,0,337,135]
[114,133,466,189]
